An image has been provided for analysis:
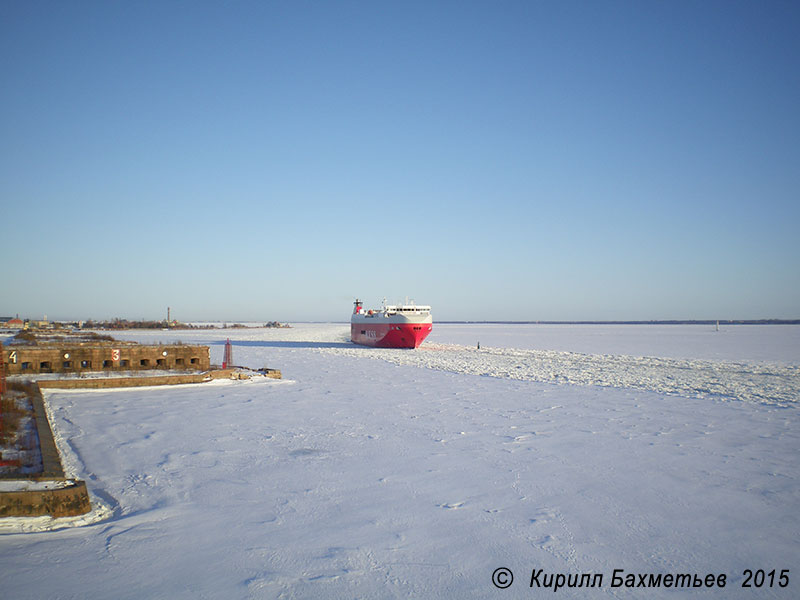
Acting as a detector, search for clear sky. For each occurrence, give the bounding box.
[2,1,798,322]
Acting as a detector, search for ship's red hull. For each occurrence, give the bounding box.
[351,322,432,348]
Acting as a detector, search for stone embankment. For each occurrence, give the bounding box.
[1,367,280,519]
[0,383,89,518]
[0,480,91,518]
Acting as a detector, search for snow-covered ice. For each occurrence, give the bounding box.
[1,324,798,598]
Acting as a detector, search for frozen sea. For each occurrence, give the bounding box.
[1,323,798,598]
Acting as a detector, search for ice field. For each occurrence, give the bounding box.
[1,324,798,598]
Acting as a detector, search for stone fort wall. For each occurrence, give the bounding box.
[4,344,210,375]
[0,480,92,518]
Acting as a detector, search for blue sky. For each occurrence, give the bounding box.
[2,1,798,322]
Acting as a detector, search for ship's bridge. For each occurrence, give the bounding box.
[385,305,431,315]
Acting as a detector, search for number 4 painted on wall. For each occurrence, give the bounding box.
[9,350,17,364]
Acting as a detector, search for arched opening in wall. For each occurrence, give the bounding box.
[175,358,184,366]
[140,359,150,367]
[40,361,52,372]
[81,360,91,369]
[102,360,112,368]
[156,358,166,367]
[63,361,72,369]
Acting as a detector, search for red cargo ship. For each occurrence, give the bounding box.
[351,299,433,348]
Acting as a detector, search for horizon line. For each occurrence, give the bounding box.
[3,318,799,327]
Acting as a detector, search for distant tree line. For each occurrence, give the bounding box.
[9,330,115,344]
[76,319,214,330]
[71,319,290,330]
